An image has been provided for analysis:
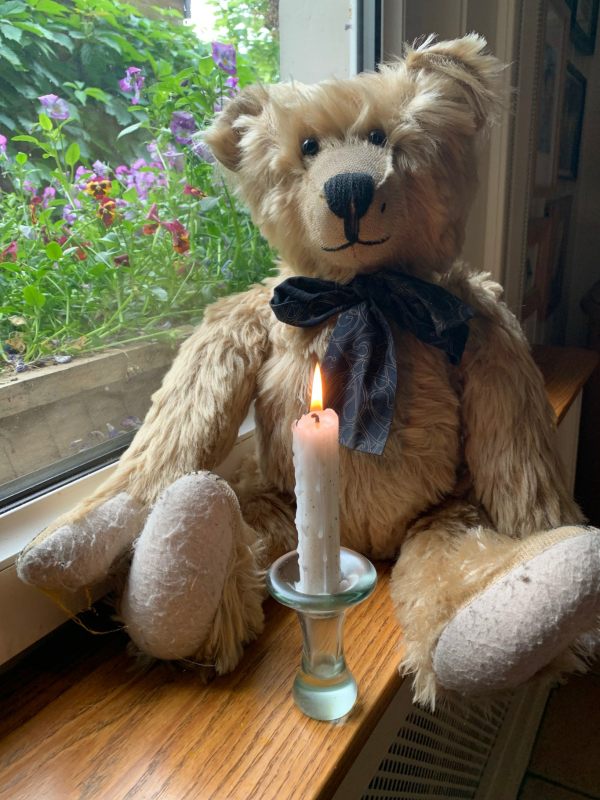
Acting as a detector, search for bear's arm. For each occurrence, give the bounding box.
[444,266,583,536]
[115,282,272,501]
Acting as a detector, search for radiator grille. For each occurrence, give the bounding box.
[360,696,511,800]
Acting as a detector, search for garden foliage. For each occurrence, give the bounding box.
[0,0,279,374]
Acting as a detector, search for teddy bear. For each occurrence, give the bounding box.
[17,34,600,708]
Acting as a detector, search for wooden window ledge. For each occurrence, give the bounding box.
[0,345,597,800]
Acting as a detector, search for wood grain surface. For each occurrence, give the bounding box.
[533,345,598,423]
[0,345,596,800]
[0,566,401,800]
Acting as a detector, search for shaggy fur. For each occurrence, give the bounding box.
[18,34,600,707]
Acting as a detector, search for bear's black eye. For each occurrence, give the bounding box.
[301,138,319,157]
[368,129,387,147]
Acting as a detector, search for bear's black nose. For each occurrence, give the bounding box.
[323,172,375,221]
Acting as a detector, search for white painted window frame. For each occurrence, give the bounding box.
[0,412,255,666]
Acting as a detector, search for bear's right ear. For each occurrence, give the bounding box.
[203,84,270,171]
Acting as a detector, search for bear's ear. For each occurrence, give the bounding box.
[405,33,505,129]
[203,84,270,171]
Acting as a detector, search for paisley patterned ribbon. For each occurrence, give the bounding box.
[270,269,474,455]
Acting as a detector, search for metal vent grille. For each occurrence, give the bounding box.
[360,696,511,800]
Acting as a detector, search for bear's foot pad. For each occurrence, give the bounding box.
[432,531,600,693]
[17,492,146,591]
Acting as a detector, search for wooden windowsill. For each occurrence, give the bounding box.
[0,345,597,800]
[533,345,599,424]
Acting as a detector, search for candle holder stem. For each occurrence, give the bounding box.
[267,547,377,721]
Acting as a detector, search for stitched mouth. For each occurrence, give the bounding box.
[322,234,390,252]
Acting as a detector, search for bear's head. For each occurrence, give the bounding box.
[204,34,504,283]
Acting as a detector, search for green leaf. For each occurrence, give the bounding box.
[122,186,138,203]
[47,30,73,50]
[84,87,110,103]
[12,134,41,145]
[38,113,52,131]
[0,1,25,17]
[0,43,23,69]
[45,241,63,260]
[198,56,216,77]
[116,121,144,140]
[64,141,80,167]
[0,111,16,130]
[11,21,49,37]
[74,89,87,106]
[0,23,23,43]
[33,0,67,16]
[22,285,46,308]
[15,151,27,164]
[88,262,106,278]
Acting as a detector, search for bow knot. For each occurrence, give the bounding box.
[270,269,474,455]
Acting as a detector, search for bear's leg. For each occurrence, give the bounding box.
[120,471,296,674]
[17,490,147,591]
[391,501,600,707]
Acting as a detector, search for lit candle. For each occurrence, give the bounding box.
[292,363,341,594]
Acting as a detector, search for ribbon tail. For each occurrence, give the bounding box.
[323,304,397,455]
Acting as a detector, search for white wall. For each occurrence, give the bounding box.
[279,0,354,82]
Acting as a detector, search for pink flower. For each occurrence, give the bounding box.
[162,219,190,254]
[0,134,7,155]
[142,203,160,235]
[183,183,206,199]
[119,67,145,103]
[1,241,18,261]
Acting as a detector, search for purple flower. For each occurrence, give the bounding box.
[74,165,93,192]
[62,198,82,224]
[191,138,215,164]
[164,144,185,172]
[0,134,6,155]
[211,42,236,75]
[119,66,145,104]
[41,186,56,208]
[23,179,37,194]
[122,158,161,200]
[170,111,197,146]
[38,94,70,120]
[225,75,240,95]
[92,160,110,178]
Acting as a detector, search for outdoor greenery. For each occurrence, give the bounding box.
[0,0,280,375]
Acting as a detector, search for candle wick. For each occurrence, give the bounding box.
[311,412,320,424]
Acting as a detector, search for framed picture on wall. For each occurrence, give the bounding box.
[559,64,586,179]
[542,195,573,319]
[522,217,552,320]
[534,0,570,192]
[570,0,599,54]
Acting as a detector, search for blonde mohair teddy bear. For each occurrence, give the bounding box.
[18,34,600,707]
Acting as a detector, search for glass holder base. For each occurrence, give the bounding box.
[266,547,377,721]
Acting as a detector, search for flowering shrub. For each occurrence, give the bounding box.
[0,39,277,374]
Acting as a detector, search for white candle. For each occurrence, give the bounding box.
[292,364,341,594]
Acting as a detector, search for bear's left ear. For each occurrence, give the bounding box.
[203,84,270,171]
[405,33,505,129]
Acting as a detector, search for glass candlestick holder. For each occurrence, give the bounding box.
[266,547,377,721]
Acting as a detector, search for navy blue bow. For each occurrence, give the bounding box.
[270,270,474,455]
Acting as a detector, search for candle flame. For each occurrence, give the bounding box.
[310,363,323,411]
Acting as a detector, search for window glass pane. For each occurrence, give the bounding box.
[0,0,279,505]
